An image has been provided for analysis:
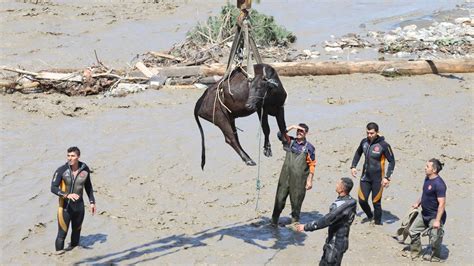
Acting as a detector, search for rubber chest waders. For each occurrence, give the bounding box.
[272,141,310,222]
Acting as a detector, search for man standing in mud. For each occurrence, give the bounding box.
[272,123,316,226]
[350,122,395,225]
[296,177,357,266]
[408,158,447,262]
[51,147,96,254]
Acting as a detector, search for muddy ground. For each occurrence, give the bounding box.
[1,73,473,264]
[1,0,473,265]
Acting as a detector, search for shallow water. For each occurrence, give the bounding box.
[252,0,466,48]
[0,0,467,69]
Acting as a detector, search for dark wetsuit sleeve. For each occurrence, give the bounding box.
[84,172,96,204]
[351,139,364,168]
[51,168,67,197]
[304,200,356,231]
[382,142,395,178]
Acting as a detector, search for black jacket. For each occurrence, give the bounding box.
[304,195,357,251]
[351,136,395,181]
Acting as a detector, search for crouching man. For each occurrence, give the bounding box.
[296,177,357,266]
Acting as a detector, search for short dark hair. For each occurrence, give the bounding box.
[67,146,81,156]
[298,123,309,133]
[429,158,444,173]
[341,177,354,193]
[366,122,379,132]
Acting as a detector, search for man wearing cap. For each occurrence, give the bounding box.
[271,123,317,226]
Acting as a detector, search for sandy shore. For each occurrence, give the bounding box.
[1,0,473,265]
[1,73,473,264]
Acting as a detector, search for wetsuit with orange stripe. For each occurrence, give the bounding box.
[51,162,95,251]
[351,136,394,224]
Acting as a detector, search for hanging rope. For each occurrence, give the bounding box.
[212,87,232,125]
[254,91,267,211]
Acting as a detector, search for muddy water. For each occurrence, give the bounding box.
[0,0,466,69]
[253,0,466,48]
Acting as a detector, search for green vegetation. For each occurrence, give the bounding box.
[187,3,296,47]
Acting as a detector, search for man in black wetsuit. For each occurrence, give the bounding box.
[350,122,395,225]
[51,147,96,254]
[296,177,357,266]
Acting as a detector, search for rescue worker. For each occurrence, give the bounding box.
[51,147,96,254]
[409,158,447,262]
[350,122,395,225]
[296,177,357,266]
[272,123,316,225]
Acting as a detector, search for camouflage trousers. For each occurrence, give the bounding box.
[409,214,444,258]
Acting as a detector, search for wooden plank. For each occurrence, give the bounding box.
[35,72,83,82]
[135,61,156,78]
[149,51,184,62]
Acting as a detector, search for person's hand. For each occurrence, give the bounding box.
[67,193,80,202]
[90,203,96,215]
[295,125,305,131]
[381,178,390,188]
[306,176,313,190]
[432,220,441,229]
[286,125,296,131]
[351,168,357,178]
[411,203,420,209]
[296,224,305,232]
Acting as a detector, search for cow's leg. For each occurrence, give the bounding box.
[215,113,256,166]
[230,119,256,166]
[257,108,272,157]
[275,107,290,145]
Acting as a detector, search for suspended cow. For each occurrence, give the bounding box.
[194,63,289,169]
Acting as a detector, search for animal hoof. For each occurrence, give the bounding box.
[246,160,256,166]
[264,148,272,157]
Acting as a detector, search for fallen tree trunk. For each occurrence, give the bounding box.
[270,59,474,76]
[151,59,474,77]
[1,59,472,95]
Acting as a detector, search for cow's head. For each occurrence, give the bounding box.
[245,65,281,111]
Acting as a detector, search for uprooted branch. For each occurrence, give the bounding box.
[0,65,148,96]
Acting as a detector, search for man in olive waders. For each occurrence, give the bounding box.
[271,123,316,226]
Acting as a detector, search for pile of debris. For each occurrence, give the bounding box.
[1,3,297,96]
[378,18,473,58]
[323,17,473,59]
[0,64,150,96]
[324,33,374,53]
[142,3,296,68]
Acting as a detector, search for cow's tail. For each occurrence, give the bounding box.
[194,95,206,170]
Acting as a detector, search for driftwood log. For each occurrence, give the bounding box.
[1,59,473,95]
[150,59,474,77]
